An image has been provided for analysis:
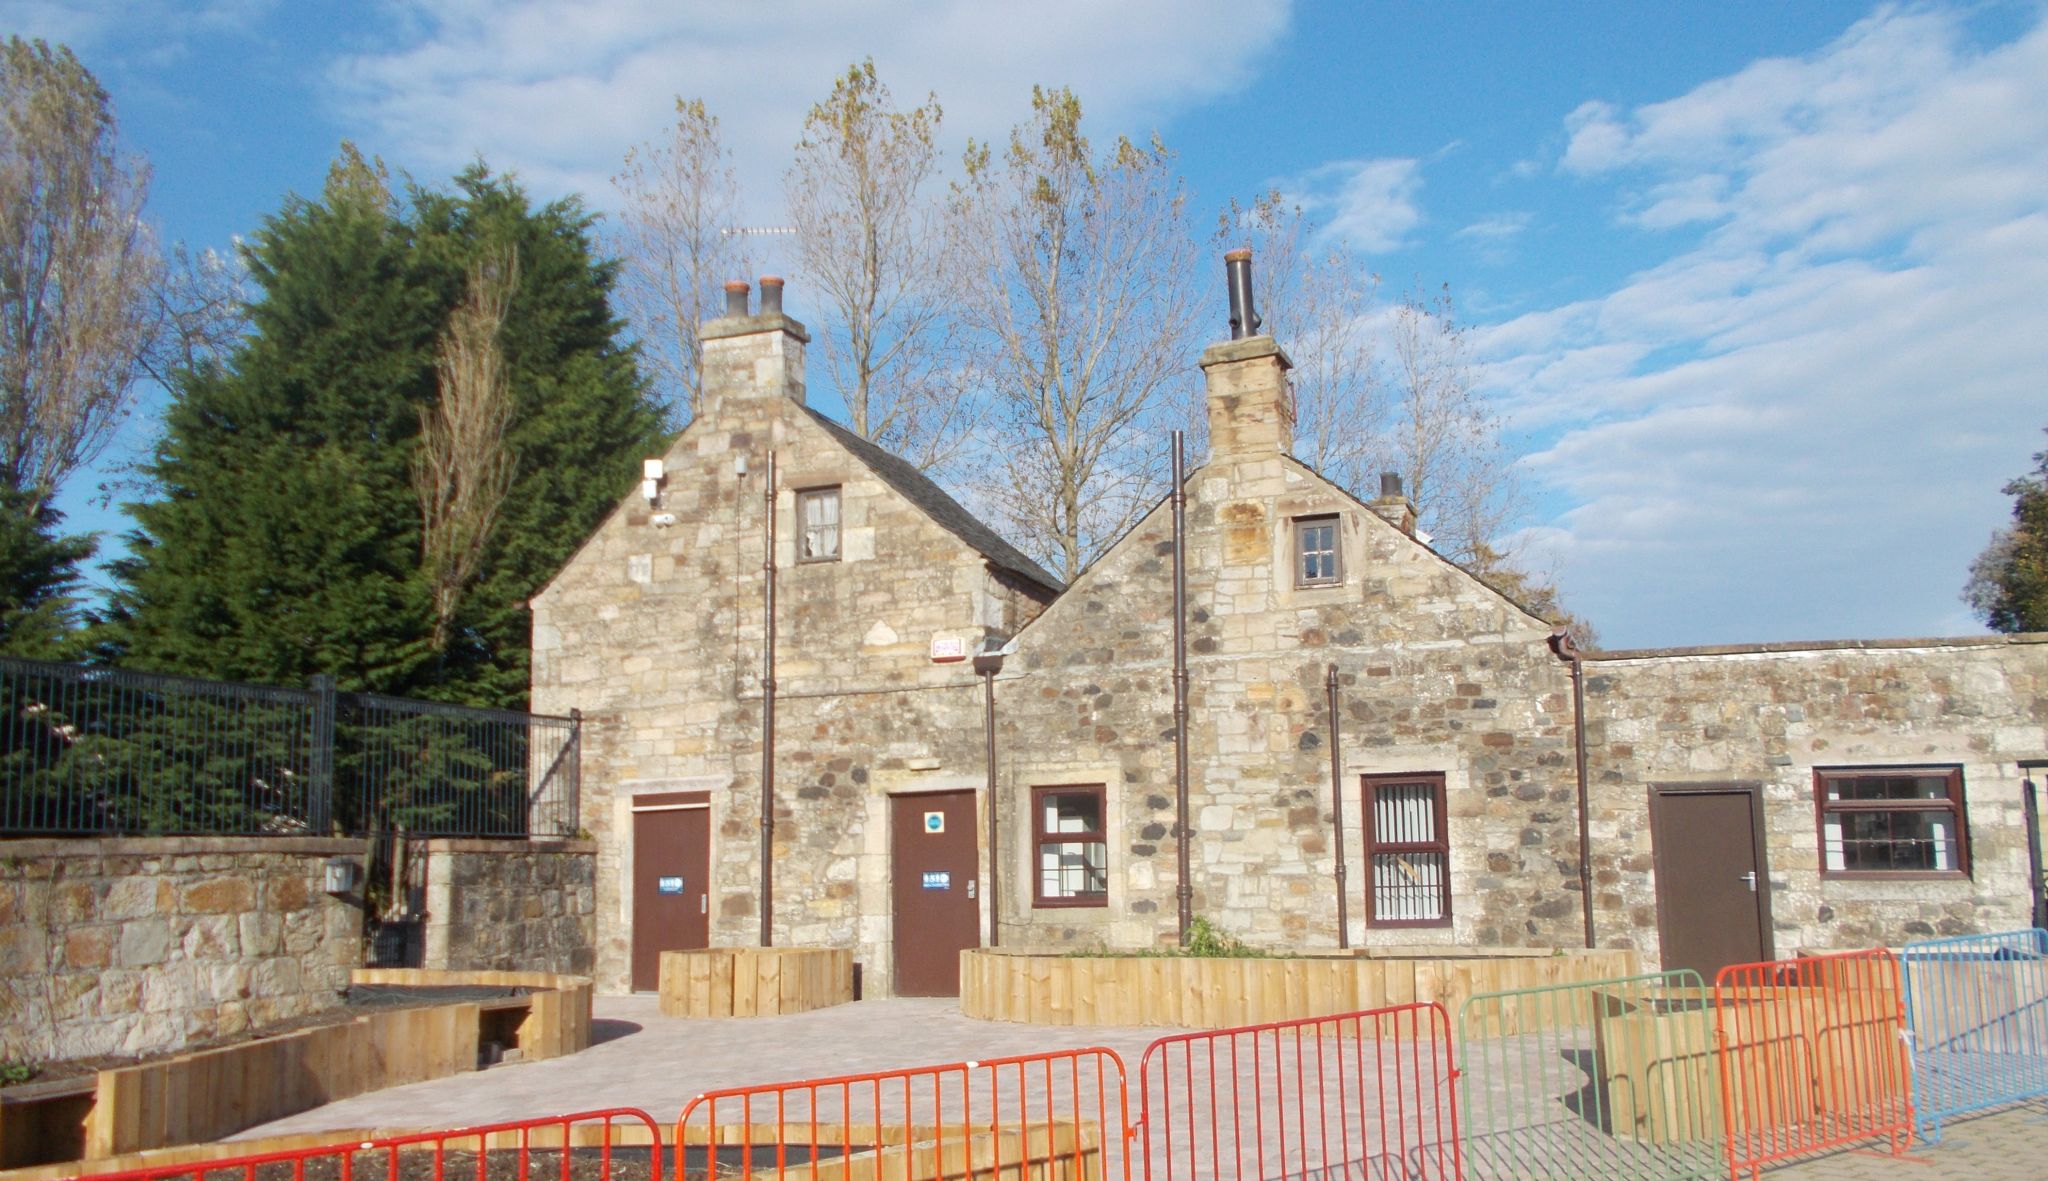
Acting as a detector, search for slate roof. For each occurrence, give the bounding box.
[800,405,1063,594]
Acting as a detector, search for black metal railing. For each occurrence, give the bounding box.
[0,656,579,839]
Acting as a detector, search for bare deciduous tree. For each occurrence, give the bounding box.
[415,248,519,653]
[787,60,965,471]
[142,241,249,384]
[1220,192,1382,494]
[1383,284,1520,571]
[0,37,158,514]
[952,86,1201,580]
[613,98,745,427]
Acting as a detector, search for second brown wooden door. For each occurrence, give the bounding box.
[1649,785,1772,979]
[631,793,710,992]
[891,790,980,996]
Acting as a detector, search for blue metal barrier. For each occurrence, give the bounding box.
[1901,928,2048,1142]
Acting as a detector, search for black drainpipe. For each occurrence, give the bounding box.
[759,448,777,948]
[1549,629,1596,949]
[1326,663,1349,949]
[975,646,1006,946]
[2024,760,2048,932]
[1172,430,1193,946]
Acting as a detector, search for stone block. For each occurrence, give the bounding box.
[182,876,254,914]
[118,917,173,967]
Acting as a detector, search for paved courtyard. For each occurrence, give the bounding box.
[231,994,2048,1180]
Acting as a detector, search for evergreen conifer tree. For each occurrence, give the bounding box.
[106,150,663,707]
[0,481,94,659]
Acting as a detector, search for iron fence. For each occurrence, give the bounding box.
[0,656,579,839]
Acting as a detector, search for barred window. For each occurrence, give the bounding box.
[1033,785,1108,907]
[797,487,840,562]
[1365,773,1450,927]
[1817,767,1968,877]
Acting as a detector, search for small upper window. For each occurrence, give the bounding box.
[1817,766,1969,877]
[797,487,840,562]
[1295,515,1341,587]
[1033,785,1108,907]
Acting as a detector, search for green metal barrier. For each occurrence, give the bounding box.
[1457,969,1722,1181]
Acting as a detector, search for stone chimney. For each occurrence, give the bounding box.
[1202,250,1294,458]
[1370,471,1418,536]
[700,276,809,417]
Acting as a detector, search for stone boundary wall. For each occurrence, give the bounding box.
[418,839,595,974]
[0,837,364,1065]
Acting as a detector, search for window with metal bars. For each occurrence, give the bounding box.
[1816,766,1969,877]
[1364,773,1450,927]
[1032,785,1108,906]
[797,487,840,562]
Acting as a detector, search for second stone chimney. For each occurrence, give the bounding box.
[701,276,809,418]
[1202,249,1293,458]
[1370,471,1418,536]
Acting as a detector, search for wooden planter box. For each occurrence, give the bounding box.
[659,948,855,1018]
[959,946,1642,1027]
[12,969,596,1164]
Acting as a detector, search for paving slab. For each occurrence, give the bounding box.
[228,994,2048,1181]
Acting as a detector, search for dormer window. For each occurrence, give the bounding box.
[1294,515,1341,587]
[798,487,841,562]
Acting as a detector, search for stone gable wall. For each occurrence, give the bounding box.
[997,452,1585,951]
[419,839,596,974]
[1581,639,2048,961]
[530,322,1053,993]
[0,837,361,1065]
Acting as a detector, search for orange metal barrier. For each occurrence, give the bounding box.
[671,1048,1130,1181]
[71,1109,664,1181]
[1136,1002,1462,1181]
[1713,950,1913,1180]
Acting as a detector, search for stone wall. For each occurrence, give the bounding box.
[996,338,1582,952]
[0,837,362,1065]
[530,304,1056,993]
[1581,637,2048,962]
[419,838,596,973]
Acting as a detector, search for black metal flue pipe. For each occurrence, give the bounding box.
[1172,430,1193,946]
[1224,249,1259,339]
[760,449,778,947]
[1326,663,1350,949]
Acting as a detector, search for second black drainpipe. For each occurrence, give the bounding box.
[1549,628,1596,949]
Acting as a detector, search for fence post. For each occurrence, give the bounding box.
[567,708,582,837]
[309,675,337,833]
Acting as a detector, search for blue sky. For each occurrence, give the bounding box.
[9,0,2046,649]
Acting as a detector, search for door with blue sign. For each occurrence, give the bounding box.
[890,790,979,997]
[631,792,710,992]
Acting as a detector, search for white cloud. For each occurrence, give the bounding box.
[1276,157,1424,254]
[0,0,275,62]
[325,0,1293,217]
[1485,4,2048,647]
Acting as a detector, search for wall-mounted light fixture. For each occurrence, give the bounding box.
[323,857,362,895]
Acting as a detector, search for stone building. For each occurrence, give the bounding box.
[533,264,2048,996]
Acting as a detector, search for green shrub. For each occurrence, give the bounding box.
[0,1060,37,1086]
[1065,915,1268,959]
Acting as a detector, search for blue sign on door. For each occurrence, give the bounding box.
[921,871,950,890]
[657,876,684,895]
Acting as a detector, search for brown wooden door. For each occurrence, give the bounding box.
[891,791,980,996]
[632,792,710,992]
[1649,785,1772,979]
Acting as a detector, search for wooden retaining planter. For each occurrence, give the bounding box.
[659,948,854,1018]
[959,946,1642,1028]
[0,969,595,1167]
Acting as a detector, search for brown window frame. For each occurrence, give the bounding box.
[1031,784,1109,908]
[1363,772,1451,928]
[1294,514,1342,588]
[796,486,841,563]
[1814,765,1970,880]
